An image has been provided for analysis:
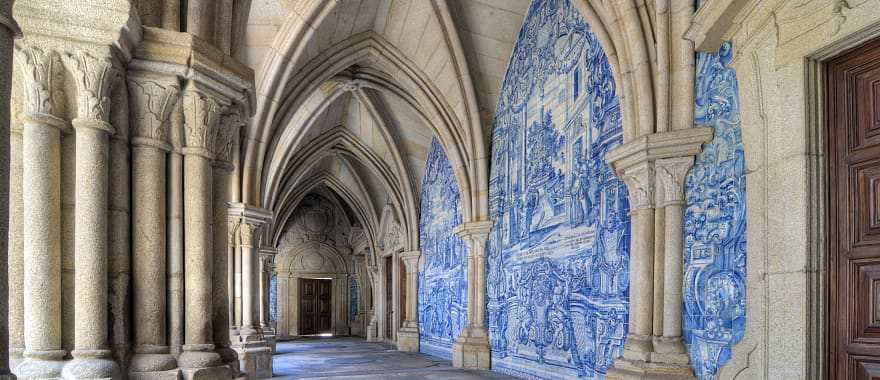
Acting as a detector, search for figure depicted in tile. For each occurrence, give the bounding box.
[683,41,748,380]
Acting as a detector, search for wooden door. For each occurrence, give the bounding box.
[385,256,393,339]
[299,278,333,335]
[828,36,880,379]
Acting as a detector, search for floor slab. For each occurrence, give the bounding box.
[271,337,517,379]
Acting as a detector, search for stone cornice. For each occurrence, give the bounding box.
[228,202,274,226]
[606,127,713,173]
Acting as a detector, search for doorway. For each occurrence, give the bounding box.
[385,256,393,339]
[827,36,880,379]
[299,278,332,335]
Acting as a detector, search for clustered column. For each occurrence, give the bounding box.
[452,221,493,370]
[14,46,67,379]
[61,50,119,379]
[127,74,180,376]
[178,84,231,378]
[259,247,277,352]
[396,251,421,352]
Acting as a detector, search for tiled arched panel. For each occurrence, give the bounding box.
[683,42,748,380]
[270,274,278,322]
[349,278,359,322]
[417,138,468,359]
[486,0,630,378]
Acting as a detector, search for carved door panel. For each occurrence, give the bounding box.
[385,256,393,339]
[829,36,880,379]
[317,279,332,333]
[300,278,317,335]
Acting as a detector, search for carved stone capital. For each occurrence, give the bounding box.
[236,221,260,248]
[214,107,244,165]
[128,77,180,150]
[453,221,493,257]
[399,251,421,273]
[619,161,655,211]
[62,51,118,125]
[14,45,61,117]
[655,157,695,207]
[182,88,226,158]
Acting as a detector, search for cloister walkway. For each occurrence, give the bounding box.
[270,337,515,379]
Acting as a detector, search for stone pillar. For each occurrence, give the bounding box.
[0,4,19,378]
[259,248,277,353]
[237,222,260,338]
[605,128,712,379]
[178,86,231,379]
[14,45,67,379]
[365,265,380,342]
[396,251,420,352]
[451,221,493,370]
[212,111,239,372]
[653,157,695,362]
[128,75,180,377]
[167,150,185,358]
[60,50,119,379]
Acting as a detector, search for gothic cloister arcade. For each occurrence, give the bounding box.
[0,0,875,379]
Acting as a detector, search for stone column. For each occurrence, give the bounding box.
[653,157,695,362]
[451,221,493,370]
[167,149,185,358]
[259,248,277,353]
[61,50,119,379]
[14,45,67,379]
[396,251,420,352]
[365,265,380,342]
[8,114,23,370]
[0,4,19,378]
[127,75,180,377]
[237,222,260,338]
[212,111,238,371]
[178,86,231,379]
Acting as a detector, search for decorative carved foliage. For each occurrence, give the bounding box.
[620,162,654,211]
[487,0,630,378]
[14,45,60,116]
[62,51,117,122]
[655,157,694,207]
[182,89,223,150]
[417,138,468,360]
[237,222,259,247]
[683,42,748,380]
[128,78,179,144]
[215,108,243,163]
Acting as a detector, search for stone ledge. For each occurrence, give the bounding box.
[396,329,419,352]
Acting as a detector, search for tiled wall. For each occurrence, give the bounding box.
[417,138,468,359]
[683,42,747,380]
[486,0,630,378]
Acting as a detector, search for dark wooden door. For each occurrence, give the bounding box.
[300,278,333,335]
[385,256,393,339]
[828,36,880,379]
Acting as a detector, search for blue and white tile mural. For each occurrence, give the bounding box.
[683,42,747,380]
[349,278,359,322]
[269,274,277,322]
[417,138,468,360]
[486,0,630,378]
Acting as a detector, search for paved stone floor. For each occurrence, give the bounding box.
[271,337,517,379]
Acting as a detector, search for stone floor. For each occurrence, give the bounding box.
[271,337,517,379]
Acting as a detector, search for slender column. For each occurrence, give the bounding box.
[618,162,656,359]
[128,76,179,374]
[177,86,229,377]
[396,251,420,352]
[61,50,118,379]
[211,111,237,368]
[654,157,694,355]
[8,117,23,369]
[259,247,277,352]
[451,221,493,369]
[14,45,67,379]
[168,150,185,357]
[237,222,260,337]
[0,6,19,378]
[365,265,380,342]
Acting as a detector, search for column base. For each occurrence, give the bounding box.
[606,336,694,380]
[216,346,240,374]
[451,330,490,370]
[61,352,119,380]
[232,341,272,379]
[178,345,232,380]
[14,350,66,379]
[366,317,379,342]
[128,369,180,380]
[396,326,419,352]
[129,346,178,374]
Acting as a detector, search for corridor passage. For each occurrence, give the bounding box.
[271,337,515,379]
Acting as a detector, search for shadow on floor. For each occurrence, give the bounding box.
[271,336,517,379]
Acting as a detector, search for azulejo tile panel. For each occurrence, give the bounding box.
[683,41,748,380]
[350,278,360,322]
[417,138,468,360]
[487,0,630,378]
[270,274,278,322]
